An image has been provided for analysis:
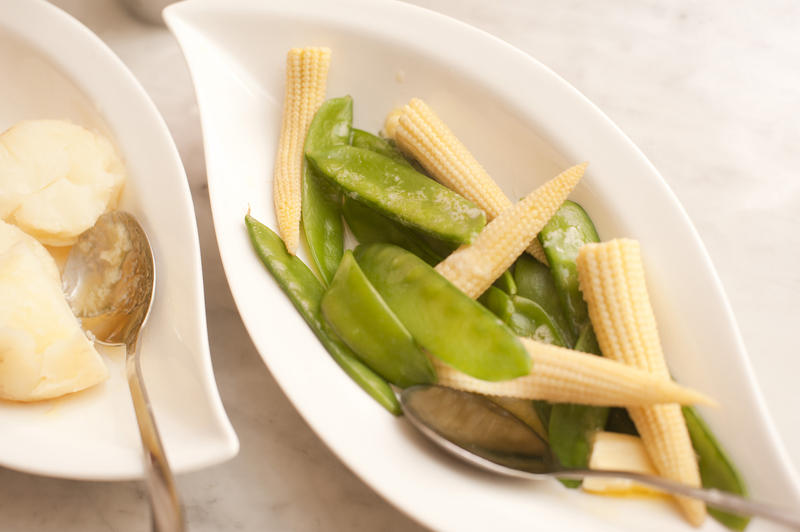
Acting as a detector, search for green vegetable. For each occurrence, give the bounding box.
[548,404,609,488]
[246,215,400,415]
[302,96,352,284]
[321,251,436,388]
[536,204,607,488]
[684,407,750,530]
[510,295,567,347]
[350,128,411,167]
[478,286,515,323]
[342,197,442,265]
[513,254,573,346]
[547,326,609,487]
[492,270,517,296]
[538,200,600,339]
[307,146,486,244]
[355,243,530,381]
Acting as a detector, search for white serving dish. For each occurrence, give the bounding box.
[0,0,238,480]
[166,0,800,529]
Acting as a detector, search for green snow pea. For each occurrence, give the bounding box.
[492,270,517,296]
[307,146,485,244]
[355,243,530,381]
[349,128,411,167]
[478,286,515,323]
[302,96,352,284]
[684,407,749,530]
[548,326,609,487]
[509,295,567,347]
[514,254,573,346]
[321,251,436,388]
[538,204,607,488]
[246,215,400,415]
[538,200,600,338]
[342,197,443,265]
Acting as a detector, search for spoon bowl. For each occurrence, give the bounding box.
[63,211,154,348]
[63,211,185,532]
[400,385,800,529]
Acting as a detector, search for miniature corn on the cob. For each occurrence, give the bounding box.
[273,47,331,254]
[577,239,706,526]
[435,163,586,298]
[385,98,549,263]
[583,431,661,496]
[432,337,713,407]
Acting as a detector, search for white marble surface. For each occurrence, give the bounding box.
[2,0,798,530]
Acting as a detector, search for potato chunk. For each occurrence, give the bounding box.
[0,120,125,246]
[0,221,107,401]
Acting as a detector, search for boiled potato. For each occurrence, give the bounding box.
[0,221,107,401]
[0,120,125,246]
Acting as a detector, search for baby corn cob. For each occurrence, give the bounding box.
[432,338,713,407]
[385,98,549,263]
[577,239,706,526]
[273,47,331,254]
[435,163,586,298]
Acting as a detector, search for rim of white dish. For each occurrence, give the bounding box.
[0,0,238,480]
[166,0,800,526]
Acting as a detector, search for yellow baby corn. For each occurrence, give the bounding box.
[432,338,713,407]
[435,163,586,298]
[273,47,331,254]
[385,98,549,263]
[577,239,706,525]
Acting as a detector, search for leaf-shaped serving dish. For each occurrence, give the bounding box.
[0,0,237,480]
[166,0,799,528]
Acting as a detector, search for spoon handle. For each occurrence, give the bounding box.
[126,352,185,532]
[557,469,800,528]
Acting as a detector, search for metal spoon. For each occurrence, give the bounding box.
[400,385,800,529]
[63,211,185,532]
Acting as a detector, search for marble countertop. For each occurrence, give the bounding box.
[2,0,798,530]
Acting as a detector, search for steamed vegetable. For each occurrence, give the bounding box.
[321,251,435,388]
[577,239,706,525]
[273,46,331,254]
[307,146,485,244]
[246,215,400,415]
[384,97,549,263]
[301,95,351,284]
[538,201,608,487]
[342,197,443,266]
[355,243,530,381]
[434,163,585,299]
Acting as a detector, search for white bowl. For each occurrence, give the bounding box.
[166,0,800,529]
[0,0,238,480]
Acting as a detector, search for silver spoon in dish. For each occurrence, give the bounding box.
[400,385,800,529]
[63,211,185,532]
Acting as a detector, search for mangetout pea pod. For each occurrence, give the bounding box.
[321,251,436,388]
[548,326,609,488]
[245,215,400,415]
[492,270,517,296]
[478,286,515,324]
[538,201,608,487]
[307,146,486,244]
[514,254,573,346]
[684,406,750,530]
[538,200,600,338]
[510,296,567,347]
[342,197,443,266]
[302,96,352,285]
[355,243,531,381]
[350,128,412,167]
